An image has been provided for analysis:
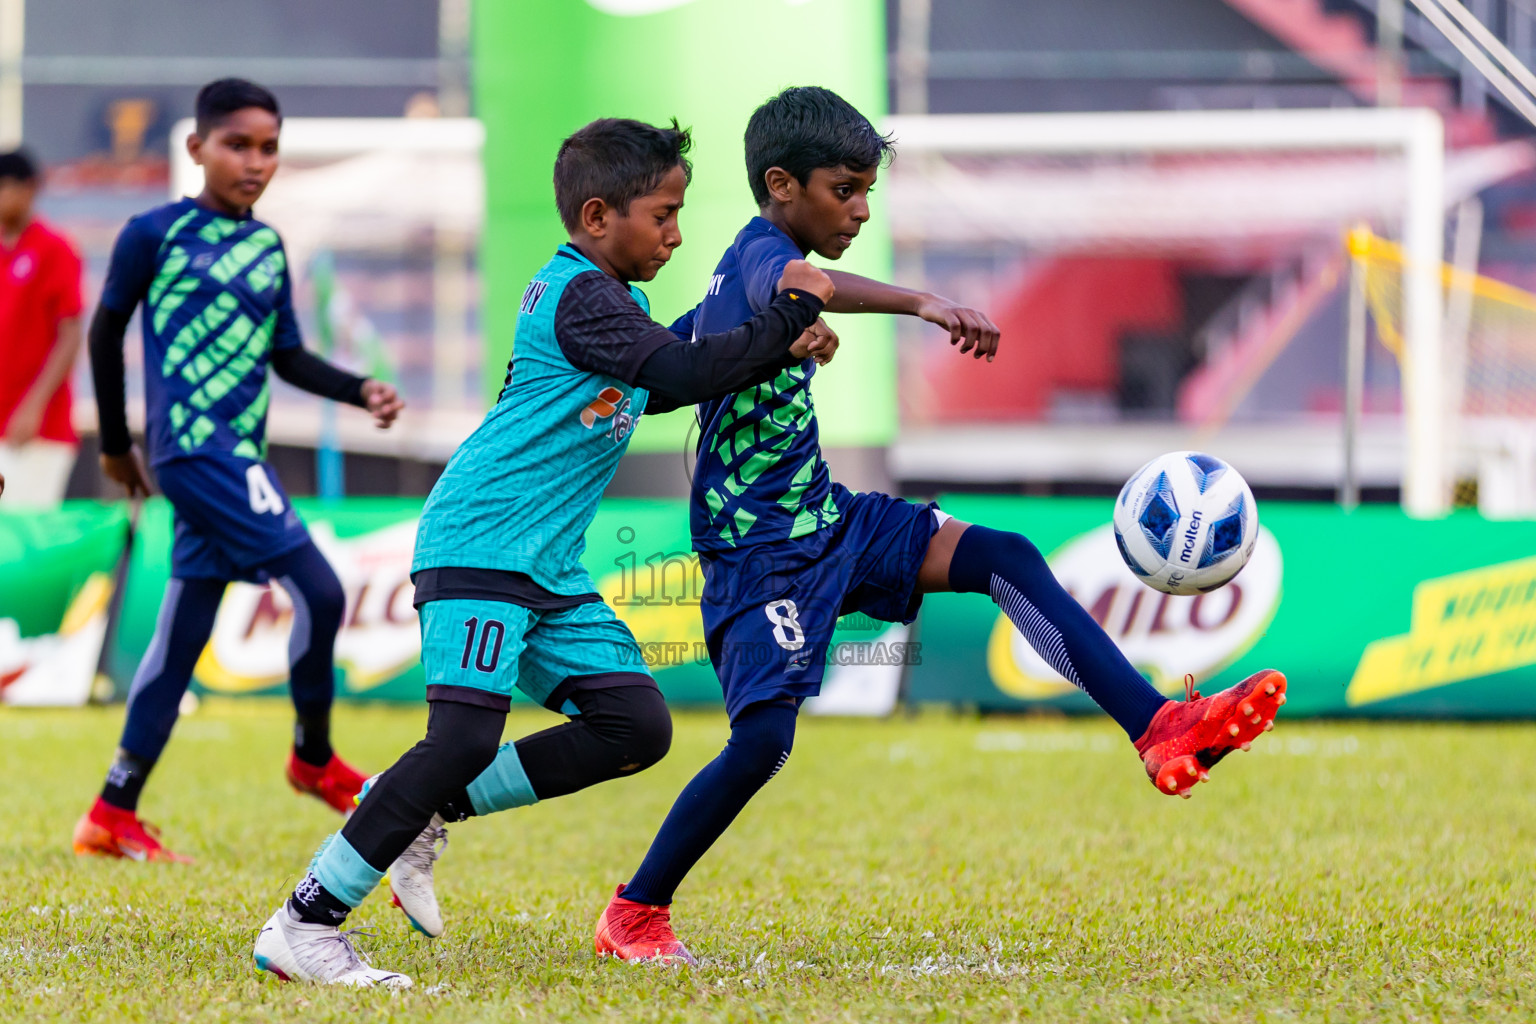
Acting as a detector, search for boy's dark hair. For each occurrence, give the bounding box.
[195,78,281,136]
[553,118,693,233]
[0,148,37,183]
[744,86,894,207]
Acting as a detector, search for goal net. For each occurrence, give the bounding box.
[1351,226,1536,514]
[881,108,1534,515]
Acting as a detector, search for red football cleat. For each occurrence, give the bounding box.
[72,797,193,863]
[594,885,698,966]
[285,752,367,815]
[1134,669,1287,798]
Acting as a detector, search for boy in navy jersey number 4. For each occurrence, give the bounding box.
[250,118,835,988]
[593,87,1290,964]
[74,80,405,863]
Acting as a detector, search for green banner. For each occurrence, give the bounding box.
[12,495,1536,717]
[912,495,1536,717]
[0,504,126,705]
[101,498,726,706]
[473,0,895,451]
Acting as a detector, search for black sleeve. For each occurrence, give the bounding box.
[636,290,824,414]
[89,304,134,457]
[553,271,682,383]
[553,269,823,413]
[270,347,368,407]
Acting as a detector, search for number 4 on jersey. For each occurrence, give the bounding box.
[246,464,285,515]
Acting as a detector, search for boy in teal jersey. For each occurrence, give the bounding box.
[594,87,1289,965]
[76,79,404,863]
[252,117,835,988]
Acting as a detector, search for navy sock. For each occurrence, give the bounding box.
[293,708,332,768]
[267,542,346,766]
[100,749,156,812]
[289,872,353,926]
[947,525,1168,739]
[107,576,225,808]
[622,701,796,907]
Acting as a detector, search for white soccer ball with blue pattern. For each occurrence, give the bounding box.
[1112,451,1258,596]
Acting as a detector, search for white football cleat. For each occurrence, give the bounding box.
[389,814,447,938]
[253,906,412,989]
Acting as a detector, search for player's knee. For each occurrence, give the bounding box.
[727,702,797,782]
[988,526,1045,564]
[274,543,346,629]
[304,565,347,629]
[570,682,672,775]
[620,685,672,773]
[951,525,1052,595]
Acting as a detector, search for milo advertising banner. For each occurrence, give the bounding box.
[88,497,727,705]
[7,495,1536,716]
[63,497,891,710]
[0,504,127,706]
[913,495,1536,716]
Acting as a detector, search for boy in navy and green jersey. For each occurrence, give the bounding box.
[251,117,835,988]
[595,87,1289,964]
[74,79,405,863]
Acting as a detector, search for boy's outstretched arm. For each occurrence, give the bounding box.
[268,267,403,429]
[269,347,403,429]
[666,302,838,369]
[637,260,832,412]
[554,261,833,416]
[823,269,999,361]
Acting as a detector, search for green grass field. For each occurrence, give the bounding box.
[2,700,1533,1023]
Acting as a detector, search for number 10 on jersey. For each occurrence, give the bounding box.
[461,617,506,673]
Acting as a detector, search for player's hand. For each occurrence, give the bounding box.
[776,259,835,304]
[916,294,999,362]
[361,379,404,429]
[3,394,44,445]
[100,446,153,499]
[790,317,839,366]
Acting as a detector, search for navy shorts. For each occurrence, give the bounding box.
[154,453,312,582]
[699,484,942,721]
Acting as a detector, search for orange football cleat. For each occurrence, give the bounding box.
[1134,669,1287,798]
[72,798,192,863]
[285,752,367,815]
[594,885,698,966]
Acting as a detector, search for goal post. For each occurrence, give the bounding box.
[885,107,1451,516]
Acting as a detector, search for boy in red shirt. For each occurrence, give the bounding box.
[0,148,84,507]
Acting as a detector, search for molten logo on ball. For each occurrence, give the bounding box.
[1113,451,1259,596]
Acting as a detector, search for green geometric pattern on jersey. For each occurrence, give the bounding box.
[150,212,286,459]
[701,363,840,545]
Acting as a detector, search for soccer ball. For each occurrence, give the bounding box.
[1112,451,1258,596]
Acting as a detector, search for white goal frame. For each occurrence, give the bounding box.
[169,116,484,200]
[886,108,1450,517]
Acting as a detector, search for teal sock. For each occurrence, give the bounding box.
[465,741,539,815]
[309,832,385,909]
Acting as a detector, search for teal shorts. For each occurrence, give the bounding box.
[418,598,653,712]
